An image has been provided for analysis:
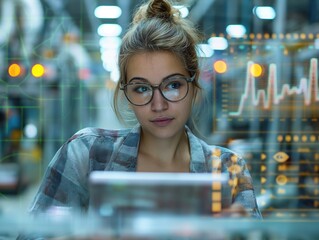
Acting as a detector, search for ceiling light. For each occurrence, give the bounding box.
[110,68,120,82]
[97,24,122,37]
[197,44,214,58]
[173,5,189,18]
[226,24,246,38]
[253,6,276,20]
[24,123,38,138]
[101,49,119,72]
[99,37,122,49]
[94,6,122,19]
[208,37,228,50]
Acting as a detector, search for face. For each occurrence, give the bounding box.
[126,51,194,140]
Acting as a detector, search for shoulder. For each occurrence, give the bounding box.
[58,127,135,153]
[60,126,134,162]
[205,143,246,170]
[187,129,242,161]
[189,131,245,170]
[186,128,244,171]
[53,127,138,171]
[69,127,132,142]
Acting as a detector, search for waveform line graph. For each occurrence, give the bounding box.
[229,58,319,116]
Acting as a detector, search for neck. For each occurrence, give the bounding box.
[139,128,189,165]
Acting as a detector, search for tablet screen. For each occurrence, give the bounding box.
[89,171,231,217]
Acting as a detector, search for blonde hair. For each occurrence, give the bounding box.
[113,0,202,125]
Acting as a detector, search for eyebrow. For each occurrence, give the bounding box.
[128,73,186,83]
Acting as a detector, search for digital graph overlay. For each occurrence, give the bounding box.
[229,58,318,117]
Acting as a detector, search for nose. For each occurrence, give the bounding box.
[150,88,168,111]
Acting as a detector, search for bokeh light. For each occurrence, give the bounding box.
[214,60,227,74]
[8,63,22,77]
[250,63,263,77]
[31,64,45,78]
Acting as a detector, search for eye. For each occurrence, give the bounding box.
[131,83,151,93]
[167,81,182,89]
[163,78,185,90]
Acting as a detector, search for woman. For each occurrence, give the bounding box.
[29,0,262,219]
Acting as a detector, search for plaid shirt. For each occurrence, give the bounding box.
[29,124,262,219]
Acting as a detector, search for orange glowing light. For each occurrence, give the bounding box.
[8,63,22,77]
[211,202,221,212]
[31,64,45,78]
[212,192,222,201]
[212,182,221,191]
[213,60,227,74]
[250,63,263,77]
[276,174,288,185]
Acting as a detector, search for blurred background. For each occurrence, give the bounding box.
[0,0,318,221]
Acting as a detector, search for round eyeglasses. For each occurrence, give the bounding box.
[120,75,195,106]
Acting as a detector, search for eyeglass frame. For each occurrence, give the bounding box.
[120,74,196,106]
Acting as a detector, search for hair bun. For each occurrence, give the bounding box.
[133,0,179,24]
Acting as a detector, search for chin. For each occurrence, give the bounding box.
[146,125,184,140]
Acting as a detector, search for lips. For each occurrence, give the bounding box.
[150,117,174,127]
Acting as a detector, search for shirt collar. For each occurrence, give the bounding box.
[116,124,208,172]
[110,124,141,171]
[185,125,209,172]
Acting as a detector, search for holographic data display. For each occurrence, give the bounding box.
[200,35,319,218]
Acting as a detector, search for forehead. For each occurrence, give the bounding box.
[126,51,188,82]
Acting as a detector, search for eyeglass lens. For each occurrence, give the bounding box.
[124,77,190,105]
